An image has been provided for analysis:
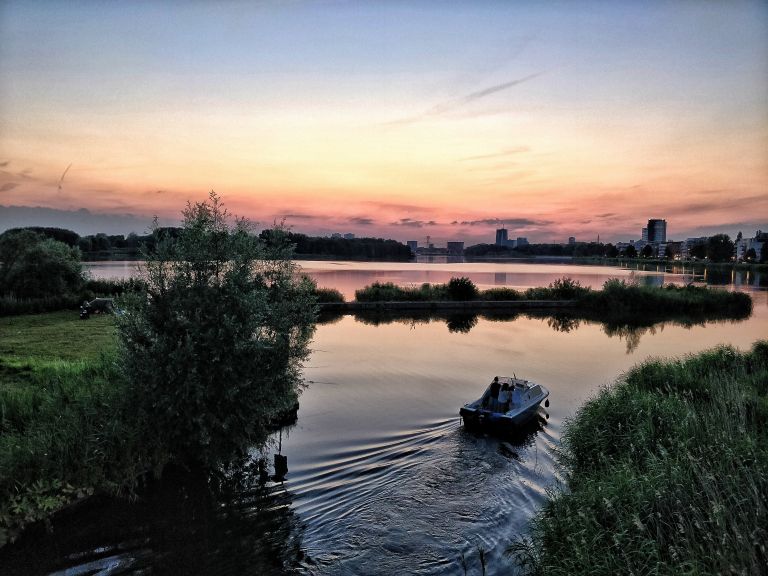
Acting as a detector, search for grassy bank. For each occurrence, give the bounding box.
[0,312,144,546]
[353,277,752,317]
[512,342,768,575]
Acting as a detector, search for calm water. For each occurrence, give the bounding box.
[3,263,767,575]
[83,258,767,300]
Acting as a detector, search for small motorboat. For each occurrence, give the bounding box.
[460,376,550,431]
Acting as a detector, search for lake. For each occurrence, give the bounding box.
[3,262,766,575]
[83,258,767,300]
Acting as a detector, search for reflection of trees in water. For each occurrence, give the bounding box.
[1,456,305,575]
[601,323,658,353]
[325,309,751,355]
[546,314,582,333]
[446,314,479,333]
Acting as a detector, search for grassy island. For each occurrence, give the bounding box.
[347,277,752,317]
[512,341,768,575]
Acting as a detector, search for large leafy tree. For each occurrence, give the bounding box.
[0,229,84,298]
[116,193,317,467]
[706,234,734,263]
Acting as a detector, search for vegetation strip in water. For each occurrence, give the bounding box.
[511,341,768,575]
[350,277,752,317]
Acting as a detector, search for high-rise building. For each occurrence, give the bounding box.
[641,228,648,242]
[647,219,667,243]
[495,228,508,246]
[447,241,464,255]
[568,236,576,245]
[407,240,418,254]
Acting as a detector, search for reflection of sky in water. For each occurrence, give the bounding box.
[84,260,767,301]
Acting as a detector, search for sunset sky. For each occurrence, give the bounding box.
[1,1,766,244]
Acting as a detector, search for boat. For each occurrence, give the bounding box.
[460,376,550,431]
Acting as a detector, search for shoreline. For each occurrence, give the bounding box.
[318,300,576,312]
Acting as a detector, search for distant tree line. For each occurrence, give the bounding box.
[465,242,612,258]
[1,226,412,260]
[0,226,183,256]
[259,230,411,260]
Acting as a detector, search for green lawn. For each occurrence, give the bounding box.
[0,311,116,365]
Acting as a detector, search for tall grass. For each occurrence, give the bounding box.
[0,295,81,316]
[0,313,146,546]
[313,286,345,303]
[583,278,752,315]
[511,341,768,575]
[0,354,149,545]
[355,281,449,302]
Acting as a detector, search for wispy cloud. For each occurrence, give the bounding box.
[0,182,19,192]
[453,217,550,227]
[280,213,317,220]
[364,201,426,212]
[386,73,541,126]
[390,218,437,228]
[349,217,375,226]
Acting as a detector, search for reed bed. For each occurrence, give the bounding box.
[510,341,768,575]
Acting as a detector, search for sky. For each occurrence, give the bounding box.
[1,0,767,244]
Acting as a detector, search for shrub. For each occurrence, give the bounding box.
[0,230,84,299]
[446,277,479,300]
[116,193,317,468]
[314,287,345,303]
[481,287,523,301]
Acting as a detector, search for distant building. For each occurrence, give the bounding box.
[495,228,509,246]
[736,230,767,261]
[516,237,529,247]
[407,240,418,254]
[641,228,648,242]
[681,236,708,259]
[446,241,464,255]
[344,233,355,240]
[647,219,667,243]
[568,236,576,245]
[331,233,342,239]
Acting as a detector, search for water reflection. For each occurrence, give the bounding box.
[321,307,752,354]
[1,455,305,576]
[85,260,768,303]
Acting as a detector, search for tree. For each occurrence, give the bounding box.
[641,244,653,258]
[116,192,317,467]
[0,229,84,298]
[690,243,707,260]
[665,243,680,260]
[605,244,619,258]
[624,245,638,258]
[706,234,734,263]
[745,248,757,261]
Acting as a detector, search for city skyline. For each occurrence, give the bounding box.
[1,1,767,244]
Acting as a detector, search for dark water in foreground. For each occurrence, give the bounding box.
[3,265,767,575]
